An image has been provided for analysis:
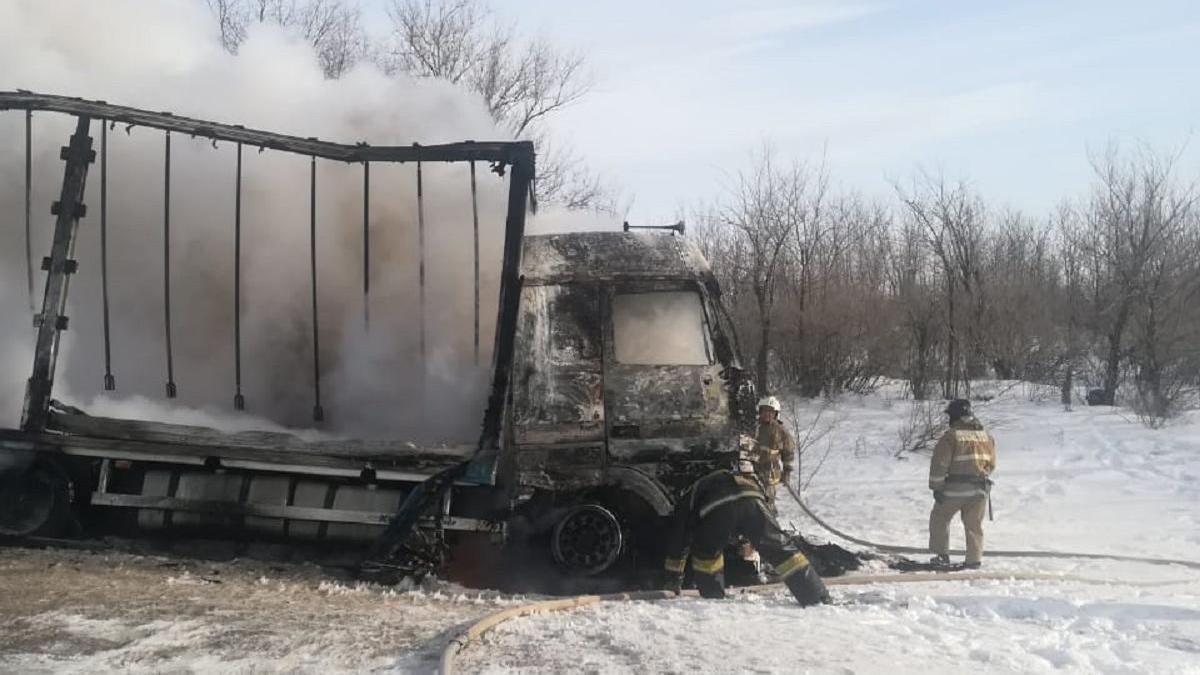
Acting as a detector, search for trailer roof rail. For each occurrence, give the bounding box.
[0,91,534,167]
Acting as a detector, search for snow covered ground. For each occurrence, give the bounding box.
[2,384,1199,673]
[0,547,521,673]
[456,385,1200,674]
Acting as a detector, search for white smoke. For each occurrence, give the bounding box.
[527,206,624,235]
[0,0,515,440]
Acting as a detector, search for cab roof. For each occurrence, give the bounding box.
[521,231,711,285]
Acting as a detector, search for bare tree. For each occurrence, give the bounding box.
[720,146,826,394]
[207,0,370,79]
[897,173,989,398]
[983,210,1061,381]
[775,193,888,396]
[887,218,941,400]
[531,133,617,212]
[381,0,602,209]
[1074,144,1197,408]
[1055,202,1086,409]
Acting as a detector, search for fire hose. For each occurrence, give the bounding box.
[440,481,1200,673]
[438,568,1191,674]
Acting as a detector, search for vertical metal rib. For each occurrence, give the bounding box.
[416,159,427,365]
[20,115,94,433]
[363,160,370,329]
[101,120,115,391]
[164,131,176,399]
[233,142,244,410]
[470,160,480,365]
[310,155,324,422]
[24,110,34,314]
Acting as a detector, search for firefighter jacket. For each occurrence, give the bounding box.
[753,420,796,486]
[929,415,996,498]
[663,470,766,574]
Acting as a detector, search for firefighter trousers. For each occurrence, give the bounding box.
[928,494,986,563]
[689,498,829,607]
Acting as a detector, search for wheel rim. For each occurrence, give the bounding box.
[551,504,624,576]
[0,468,56,536]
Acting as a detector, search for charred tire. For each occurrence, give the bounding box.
[0,461,73,538]
[550,503,624,576]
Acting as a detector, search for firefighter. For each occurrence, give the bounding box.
[751,396,796,509]
[661,452,830,607]
[928,398,997,569]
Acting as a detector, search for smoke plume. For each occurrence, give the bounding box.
[0,0,527,440]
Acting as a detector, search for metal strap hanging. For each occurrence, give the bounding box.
[163,130,176,398]
[363,160,370,329]
[24,110,34,314]
[233,142,245,410]
[310,155,324,422]
[101,120,115,390]
[470,160,480,365]
[417,158,427,364]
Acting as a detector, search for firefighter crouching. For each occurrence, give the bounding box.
[661,450,830,607]
[751,396,796,509]
[928,398,997,569]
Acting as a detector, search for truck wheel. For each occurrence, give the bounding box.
[550,503,624,576]
[0,462,72,538]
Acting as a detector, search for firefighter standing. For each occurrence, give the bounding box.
[928,398,997,569]
[661,456,830,607]
[751,396,796,509]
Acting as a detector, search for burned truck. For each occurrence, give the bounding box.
[0,93,754,583]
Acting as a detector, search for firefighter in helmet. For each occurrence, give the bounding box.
[928,398,997,569]
[751,396,796,509]
[661,447,830,607]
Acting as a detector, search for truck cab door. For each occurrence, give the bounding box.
[603,285,729,463]
[510,283,605,453]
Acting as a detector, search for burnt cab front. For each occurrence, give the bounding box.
[503,231,753,574]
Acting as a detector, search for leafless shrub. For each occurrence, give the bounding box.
[782,398,842,492]
[894,400,944,458]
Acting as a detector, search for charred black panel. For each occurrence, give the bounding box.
[511,285,605,445]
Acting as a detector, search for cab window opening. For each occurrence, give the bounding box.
[612,290,712,365]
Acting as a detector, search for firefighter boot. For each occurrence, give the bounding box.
[691,551,726,598]
[783,563,831,607]
[694,570,727,599]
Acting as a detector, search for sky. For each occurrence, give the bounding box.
[367,0,1200,223]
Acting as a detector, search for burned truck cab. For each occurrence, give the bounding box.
[503,231,753,574]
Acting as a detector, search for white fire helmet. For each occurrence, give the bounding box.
[757,396,781,413]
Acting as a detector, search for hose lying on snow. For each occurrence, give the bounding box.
[441,483,1200,673]
[438,568,1192,674]
[783,483,1200,571]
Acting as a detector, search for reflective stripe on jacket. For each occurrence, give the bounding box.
[663,471,767,573]
[929,415,996,496]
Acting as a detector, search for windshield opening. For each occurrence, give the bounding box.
[612,290,711,365]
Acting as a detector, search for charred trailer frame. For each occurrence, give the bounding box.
[0,92,754,585]
[0,93,531,568]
